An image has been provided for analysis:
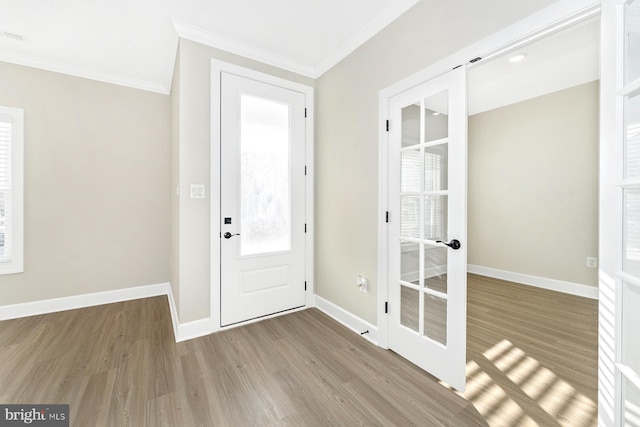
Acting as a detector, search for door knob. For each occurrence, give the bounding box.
[223,232,240,239]
[436,239,461,250]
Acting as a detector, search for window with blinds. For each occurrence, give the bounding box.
[0,106,24,275]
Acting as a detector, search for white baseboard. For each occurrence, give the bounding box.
[468,265,599,300]
[0,282,213,343]
[156,284,212,343]
[0,282,171,322]
[315,295,379,345]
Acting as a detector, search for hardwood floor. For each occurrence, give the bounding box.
[463,274,598,426]
[0,274,597,426]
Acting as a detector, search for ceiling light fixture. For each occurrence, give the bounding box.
[509,53,527,63]
[433,112,441,116]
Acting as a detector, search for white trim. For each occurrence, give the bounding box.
[210,59,315,333]
[314,0,420,77]
[175,318,211,343]
[0,52,171,95]
[378,0,600,352]
[468,265,599,300]
[0,282,213,343]
[219,305,310,332]
[175,1,420,79]
[379,0,599,102]
[315,296,379,346]
[166,284,180,341]
[175,21,315,78]
[0,282,170,322]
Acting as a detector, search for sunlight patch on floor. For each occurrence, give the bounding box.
[461,339,597,426]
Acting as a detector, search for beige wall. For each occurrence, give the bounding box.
[468,81,599,286]
[0,61,171,306]
[172,39,314,323]
[316,0,559,324]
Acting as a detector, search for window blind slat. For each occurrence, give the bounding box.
[0,119,12,263]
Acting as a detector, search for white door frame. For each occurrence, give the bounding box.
[378,0,600,349]
[211,59,315,333]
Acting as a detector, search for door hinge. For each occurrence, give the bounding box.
[453,64,463,70]
[470,57,482,63]
[305,223,307,233]
[385,301,388,314]
[304,281,307,291]
[385,120,389,132]
[385,211,389,223]
[305,108,307,118]
[305,165,307,176]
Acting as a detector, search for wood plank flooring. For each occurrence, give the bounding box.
[463,274,598,426]
[0,274,597,426]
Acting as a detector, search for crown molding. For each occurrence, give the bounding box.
[314,0,420,77]
[173,20,316,78]
[0,51,171,94]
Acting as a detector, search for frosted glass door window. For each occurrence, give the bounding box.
[240,95,291,256]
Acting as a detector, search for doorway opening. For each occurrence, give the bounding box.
[461,14,600,425]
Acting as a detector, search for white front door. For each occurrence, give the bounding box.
[220,72,307,327]
[387,66,468,391]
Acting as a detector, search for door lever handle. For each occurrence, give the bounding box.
[436,239,461,250]
[223,232,240,239]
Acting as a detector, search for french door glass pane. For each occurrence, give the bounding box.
[623,376,640,427]
[424,293,447,345]
[624,189,640,276]
[240,95,291,256]
[424,195,448,241]
[401,241,420,284]
[423,92,449,143]
[626,0,640,85]
[625,89,640,179]
[424,246,447,293]
[623,281,640,373]
[401,196,420,238]
[401,149,421,192]
[401,285,419,332]
[402,104,421,148]
[425,144,448,191]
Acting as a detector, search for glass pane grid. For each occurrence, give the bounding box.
[625,0,640,86]
[624,189,640,275]
[623,281,640,374]
[398,91,450,348]
[625,89,640,179]
[622,374,640,427]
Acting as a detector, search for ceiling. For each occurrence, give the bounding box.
[0,0,419,94]
[468,17,600,115]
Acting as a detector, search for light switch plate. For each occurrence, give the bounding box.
[190,184,205,199]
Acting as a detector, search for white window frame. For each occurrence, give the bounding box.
[0,106,24,275]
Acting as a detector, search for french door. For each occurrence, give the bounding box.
[387,66,468,391]
[603,0,640,424]
[220,72,306,327]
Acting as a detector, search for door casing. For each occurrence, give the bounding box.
[211,59,315,333]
